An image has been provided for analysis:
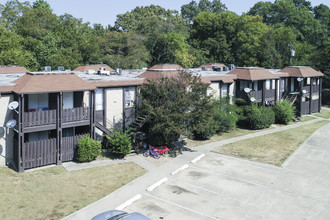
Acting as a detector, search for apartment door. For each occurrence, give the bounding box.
[63,92,74,109]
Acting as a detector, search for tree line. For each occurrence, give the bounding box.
[0,0,329,88]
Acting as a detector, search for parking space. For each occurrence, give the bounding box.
[123,151,330,219]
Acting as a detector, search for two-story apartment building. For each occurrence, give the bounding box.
[0,64,324,172]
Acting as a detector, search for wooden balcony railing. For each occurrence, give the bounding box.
[62,107,90,123]
[23,107,91,128]
[24,109,57,128]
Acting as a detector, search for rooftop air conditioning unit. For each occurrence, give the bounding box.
[228,64,235,71]
[116,69,122,75]
[44,66,51,72]
[57,66,65,71]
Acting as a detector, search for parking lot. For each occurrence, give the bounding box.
[124,146,330,220]
[65,122,330,220]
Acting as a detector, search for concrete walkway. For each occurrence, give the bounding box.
[63,118,329,220]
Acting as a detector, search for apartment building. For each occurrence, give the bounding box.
[0,64,323,171]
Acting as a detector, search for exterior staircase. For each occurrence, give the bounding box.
[129,114,149,132]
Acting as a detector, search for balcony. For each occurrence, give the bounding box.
[62,107,90,123]
[23,107,90,129]
[24,109,57,128]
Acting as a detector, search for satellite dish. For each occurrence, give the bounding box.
[297,77,303,82]
[250,97,256,102]
[8,101,19,110]
[6,119,17,129]
[244,88,251,93]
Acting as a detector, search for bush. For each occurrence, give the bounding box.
[76,135,102,162]
[213,101,239,133]
[273,100,296,124]
[192,118,217,140]
[322,89,330,105]
[244,105,275,130]
[106,129,133,156]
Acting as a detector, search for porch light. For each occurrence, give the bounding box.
[297,78,303,82]
[302,90,307,94]
[250,97,256,102]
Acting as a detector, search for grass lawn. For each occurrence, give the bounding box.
[213,120,328,166]
[0,163,146,220]
[315,107,330,119]
[299,115,317,122]
[185,128,261,148]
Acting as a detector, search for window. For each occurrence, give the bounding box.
[253,82,258,91]
[239,81,249,91]
[221,84,228,97]
[265,80,272,90]
[125,87,135,108]
[95,89,104,111]
[280,79,285,92]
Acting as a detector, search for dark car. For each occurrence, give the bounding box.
[92,210,151,220]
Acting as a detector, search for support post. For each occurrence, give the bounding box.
[319,78,322,112]
[275,79,278,102]
[90,90,95,139]
[56,92,62,165]
[262,80,266,106]
[309,78,313,114]
[17,94,24,172]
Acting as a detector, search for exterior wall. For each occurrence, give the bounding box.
[207,82,220,98]
[106,88,123,130]
[0,95,14,167]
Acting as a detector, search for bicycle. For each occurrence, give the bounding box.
[143,146,160,159]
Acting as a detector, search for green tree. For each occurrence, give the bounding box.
[32,0,52,13]
[181,0,227,23]
[190,11,239,64]
[138,71,213,146]
[99,31,150,69]
[0,0,29,30]
[0,25,34,67]
[233,15,270,66]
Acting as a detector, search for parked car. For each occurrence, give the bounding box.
[92,210,151,220]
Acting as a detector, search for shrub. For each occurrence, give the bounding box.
[106,129,133,156]
[213,101,239,133]
[76,135,102,162]
[244,105,275,130]
[273,100,296,124]
[192,118,217,140]
[322,89,330,105]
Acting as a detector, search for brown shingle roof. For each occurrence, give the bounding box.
[228,67,279,81]
[0,66,29,74]
[279,66,324,77]
[201,75,237,84]
[90,79,144,88]
[73,64,114,72]
[12,73,96,94]
[148,64,183,70]
[199,63,227,69]
[137,64,184,81]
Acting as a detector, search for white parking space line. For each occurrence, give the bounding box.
[171,164,189,176]
[146,177,168,192]
[190,154,205,164]
[144,193,221,220]
[115,194,142,210]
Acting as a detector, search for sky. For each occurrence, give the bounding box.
[0,0,329,27]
